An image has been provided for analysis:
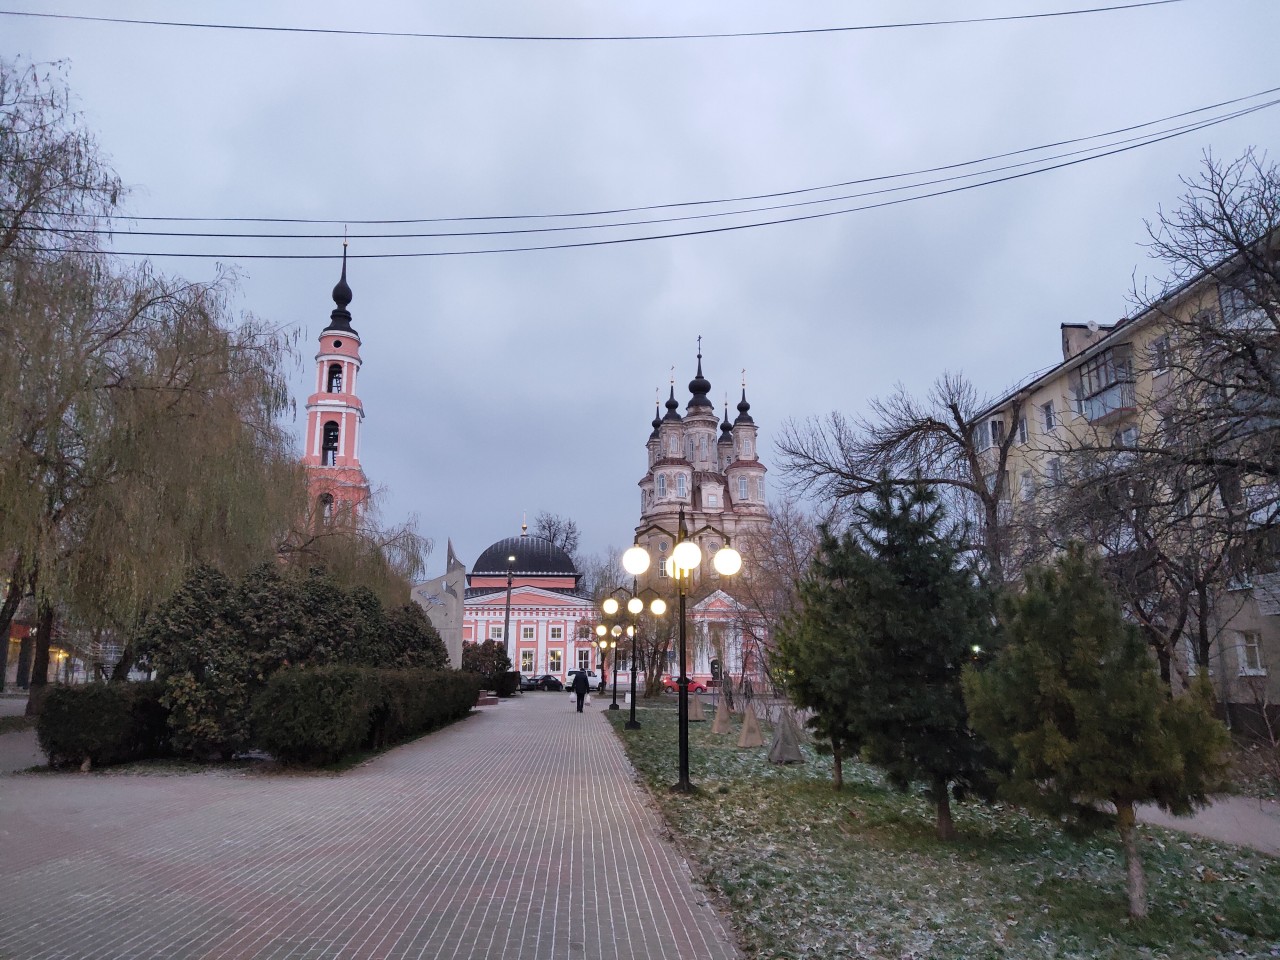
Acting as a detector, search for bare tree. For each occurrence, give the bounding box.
[777,372,1026,580]
[533,510,580,561]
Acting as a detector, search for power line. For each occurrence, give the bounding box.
[15,93,1272,261]
[24,79,1274,229]
[0,1,1189,42]
[14,97,1276,243]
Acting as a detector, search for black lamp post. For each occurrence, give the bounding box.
[501,553,516,669]
[602,585,667,730]
[623,505,742,793]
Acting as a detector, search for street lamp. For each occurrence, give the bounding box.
[502,553,516,668]
[592,627,617,707]
[622,505,743,793]
[602,587,667,730]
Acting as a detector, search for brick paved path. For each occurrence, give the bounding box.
[0,695,741,960]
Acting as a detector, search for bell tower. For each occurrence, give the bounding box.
[302,245,370,522]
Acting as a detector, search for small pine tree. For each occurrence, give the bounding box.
[964,545,1230,918]
[778,478,996,836]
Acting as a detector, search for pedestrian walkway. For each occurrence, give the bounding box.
[0,694,742,960]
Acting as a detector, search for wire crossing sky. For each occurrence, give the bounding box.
[0,1,1190,42]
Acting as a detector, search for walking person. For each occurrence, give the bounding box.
[572,669,591,712]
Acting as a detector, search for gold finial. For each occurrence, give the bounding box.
[521,512,527,536]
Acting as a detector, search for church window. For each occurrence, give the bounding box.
[549,650,562,672]
[657,475,667,497]
[321,421,340,466]
[668,436,678,456]
[757,478,765,500]
[676,474,687,498]
[521,650,534,672]
[708,493,718,508]
[738,476,749,500]
[522,626,535,641]
[319,493,334,522]
[327,363,343,393]
[686,438,694,460]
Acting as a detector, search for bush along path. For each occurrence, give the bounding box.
[609,703,1280,960]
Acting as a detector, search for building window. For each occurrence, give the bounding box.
[550,626,563,641]
[1221,279,1266,330]
[738,477,749,501]
[549,650,562,672]
[319,492,334,522]
[708,493,718,508]
[1239,631,1266,675]
[326,362,343,393]
[657,475,667,497]
[321,420,340,466]
[686,438,694,460]
[1048,457,1063,486]
[756,477,765,500]
[1016,417,1028,444]
[521,650,534,672]
[522,626,535,641]
[976,418,1004,451]
[489,625,503,640]
[1114,424,1139,448]
[658,541,669,578]
[1076,346,1134,421]
[1041,400,1056,432]
[1150,335,1170,374]
[578,649,591,671]
[676,474,687,498]
[743,437,752,457]
[1019,471,1036,502]
[668,436,678,456]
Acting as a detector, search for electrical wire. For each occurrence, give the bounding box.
[12,91,1274,261]
[0,1,1189,42]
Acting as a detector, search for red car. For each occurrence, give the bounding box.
[663,675,708,694]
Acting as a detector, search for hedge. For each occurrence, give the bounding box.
[251,666,480,766]
[37,681,170,769]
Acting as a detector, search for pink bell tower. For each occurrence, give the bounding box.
[302,244,370,522]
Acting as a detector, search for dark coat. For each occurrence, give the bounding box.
[571,672,590,695]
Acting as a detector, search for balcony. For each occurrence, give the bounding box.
[1079,381,1135,424]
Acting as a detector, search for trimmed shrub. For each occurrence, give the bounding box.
[495,670,521,698]
[37,681,170,769]
[253,667,480,767]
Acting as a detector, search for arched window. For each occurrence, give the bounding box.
[327,363,343,393]
[676,474,687,498]
[657,475,667,497]
[321,420,340,466]
[319,492,334,522]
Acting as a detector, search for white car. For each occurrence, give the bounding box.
[565,669,601,692]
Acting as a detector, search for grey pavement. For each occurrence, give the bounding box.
[0,694,742,960]
[1139,795,1280,857]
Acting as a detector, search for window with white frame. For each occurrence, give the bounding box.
[976,418,1004,451]
[1239,630,1266,675]
[686,438,694,460]
[1016,417,1028,444]
[738,476,749,500]
[1150,335,1171,374]
[757,477,765,500]
[578,649,591,671]
[1048,457,1063,486]
[550,626,563,641]
[521,650,534,672]
[743,437,752,457]
[657,474,667,497]
[489,624,503,640]
[1019,471,1036,502]
[1041,400,1056,432]
[708,493,718,508]
[522,626,535,641]
[676,474,687,498]
[1114,424,1139,448]
[658,541,669,578]
[549,650,562,672]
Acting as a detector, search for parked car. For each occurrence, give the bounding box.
[565,669,601,692]
[662,675,708,694]
[529,674,564,692]
[518,674,539,692]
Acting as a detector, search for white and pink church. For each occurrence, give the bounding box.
[301,257,769,683]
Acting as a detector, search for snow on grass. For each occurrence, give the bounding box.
[610,702,1280,959]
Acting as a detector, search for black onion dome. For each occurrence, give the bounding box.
[473,536,577,577]
[324,245,358,335]
[662,384,682,422]
[687,352,713,410]
[734,387,754,425]
[719,404,734,443]
[650,402,662,440]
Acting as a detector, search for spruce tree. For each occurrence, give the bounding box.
[778,478,995,836]
[964,545,1230,918]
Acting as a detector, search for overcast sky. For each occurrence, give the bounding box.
[7,0,1279,575]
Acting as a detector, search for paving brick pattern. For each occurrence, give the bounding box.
[0,694,741,960]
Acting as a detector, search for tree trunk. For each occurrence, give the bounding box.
[15,633,33,689]
[1115,800,1148,919]
[24,602,54,717]
[832,739,843,791]
[935,777,956,841]
[110,642,135,683]
[0,558,27,692]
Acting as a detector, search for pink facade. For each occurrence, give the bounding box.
[301,251,370,519]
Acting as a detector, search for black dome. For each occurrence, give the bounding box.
[473,536,577,577]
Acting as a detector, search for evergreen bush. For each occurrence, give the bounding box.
[37,681,169,768]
